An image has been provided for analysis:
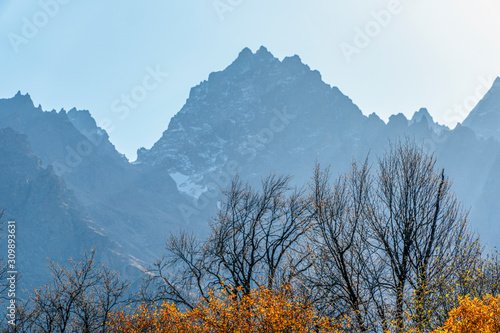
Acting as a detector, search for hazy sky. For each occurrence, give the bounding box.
[1,0,500,160]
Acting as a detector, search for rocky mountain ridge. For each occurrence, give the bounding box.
[2,47,500,290]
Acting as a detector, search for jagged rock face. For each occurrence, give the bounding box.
[463,77,500,141]
[139,47,366,171]
[137,47,374,201]
[0,92,86,168]
[136,47,500,248]
[0,92,129,197]
[0,94,191,290]
[410,108,449,134]
[0,128,134,290]
[136,48,442,206]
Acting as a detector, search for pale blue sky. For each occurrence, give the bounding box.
[1,0,500,160]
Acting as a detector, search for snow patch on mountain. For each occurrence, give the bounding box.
[170,172,208,199]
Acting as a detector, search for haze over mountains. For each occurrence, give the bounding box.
[1,46,500,289]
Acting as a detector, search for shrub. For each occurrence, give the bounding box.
[432,294,500,333]
[109,285,343,332]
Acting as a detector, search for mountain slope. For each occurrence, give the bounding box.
[137,47,372,202]
[0,94,196,286]
[462,77,500,141]
[0,127,138,290]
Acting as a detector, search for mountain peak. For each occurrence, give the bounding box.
[409,107,448,134]
[14,90,30,99]
[240,46,279,62]
[236,47,253,60]
[411,108,434,124]
[12,91,34,107]
[388,113,409,127]
[282,54,302,64]
[493,76,500,87]
[255,45,272,57]
[226,46,279,75]
[138,46,365,169]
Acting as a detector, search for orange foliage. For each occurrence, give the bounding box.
[109,286,342,333]
[432,294,500,333]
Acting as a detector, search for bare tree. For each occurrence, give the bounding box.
[11,249,129,333]
[210,174,310,292]
[303,141,479,332]
[365,140,474,332]
[305,161,375,332]
[140,140,485,333]
[138,232,211,309]
[142,174,311,309]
